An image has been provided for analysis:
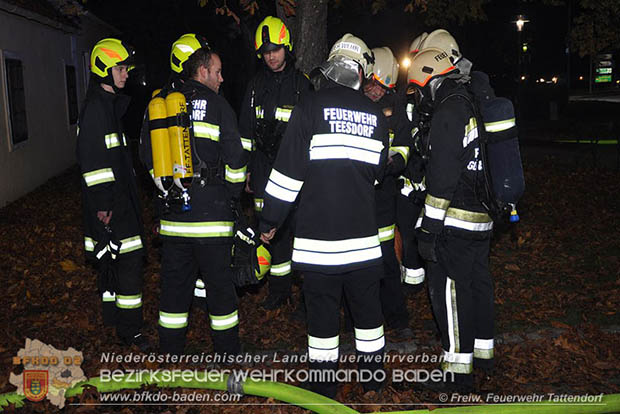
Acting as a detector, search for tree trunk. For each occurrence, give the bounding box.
[292,0,328,74]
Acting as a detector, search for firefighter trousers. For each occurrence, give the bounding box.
[379,238,409,330]
[427,236,494,377]
[304,265,385,397]
[395,194,425,286]
[158,240,240,356]
[99,254,143,341]
[263,210,294,298]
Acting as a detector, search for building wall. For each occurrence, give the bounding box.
[0,9,113,207]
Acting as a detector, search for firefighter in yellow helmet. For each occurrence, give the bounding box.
[260,33,387,398]
[420,28,473,76]
[77,38,149,350]
[239,16,313,310]
[139,34,212,307]
[407,47,494,393]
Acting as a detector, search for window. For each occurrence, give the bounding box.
[3,54,28,147]
[65,64,78,124]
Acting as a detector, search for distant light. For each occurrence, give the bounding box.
[522,43,528,53]
[514,14,529,32]
[401,57,411,69]
[617,80,620,84]
[579,76,584,81]
[540,78,545,83]
[141,80,147,86]
[552,76,558,84]
[521,75,526,81]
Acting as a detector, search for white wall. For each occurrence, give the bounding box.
[0,9,113,207]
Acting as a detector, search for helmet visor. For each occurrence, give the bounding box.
[318,55,361,90]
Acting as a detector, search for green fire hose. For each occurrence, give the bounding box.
[0,371,618,414]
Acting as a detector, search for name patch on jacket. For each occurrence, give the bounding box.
[192,99,207,121]
[323,108,377,138]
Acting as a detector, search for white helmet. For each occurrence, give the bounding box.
[371,47,399,89]
[318,33,374,90]
[420,29,461,64]
[408,47,456,101]
[409,32,428,56]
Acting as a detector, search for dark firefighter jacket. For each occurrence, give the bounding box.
[374,91,412,240]
[417,79,493,240]
[259,81,390,274]
[140,79,247,244]
[77,84,144,259]
[238,62,312,212]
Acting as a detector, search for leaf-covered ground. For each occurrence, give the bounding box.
[0,146,618,413]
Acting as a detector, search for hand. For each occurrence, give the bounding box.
[416,229,438,262]
[245,172,253,194]
[260,228,276,244]
[97,211,113,225]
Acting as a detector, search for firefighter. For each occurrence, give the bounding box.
[142,40,247,355]
[77,38,147,348]
[408,47,494,392]
[139,34,212,310]
[361,46,412,337]
[239,16,313,310]
[260,34,387,398]
[395,34,429,292]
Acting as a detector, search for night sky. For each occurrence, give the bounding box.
[83,0,588,122]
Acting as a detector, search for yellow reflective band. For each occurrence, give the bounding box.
[463,117,478,148]
[240,137,253,151]
[354,326,385,353]
[254,198,264,212]
[484,118,516,133]
[270,261,292,276]
[159,311,188,329]
[83,168,115,187]
[425,194,451,210]
[84,237,95,252]
[119,235,143,254]
[308,335,339,362]
[389,145,410,163]
[225,165,247,183]
[102,291,115,302]
[378,224,395,242]
[105,133,120,149]
[116,294,142,309]
[210,310,239,331]
[255,105,264,119]
[275,107,292,122]
[160,220,234,238]
[474,338,494,359]
[193,121,220,141]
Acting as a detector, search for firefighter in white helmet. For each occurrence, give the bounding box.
[260,33,388,398]
[407,47,494,393]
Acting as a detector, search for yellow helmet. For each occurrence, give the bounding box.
[170,33,210,74]
[255,16,292,58]
[408,47,456,88]
[420,29,461,64]
[371,47,399,89]
[90,38,135,80]
[255,244,271,280]
[409,32,428,56]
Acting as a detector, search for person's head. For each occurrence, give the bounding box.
[363,46,398,102]
[170,33,210,77]
[185,48,223,93]
[90,38,136,92]
[317,33,374,91]
[408,47,456,104]
[255,16,292,72]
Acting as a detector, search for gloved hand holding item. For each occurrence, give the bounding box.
[416,229,438,262]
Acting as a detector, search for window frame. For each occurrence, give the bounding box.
[2,50,29,152]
